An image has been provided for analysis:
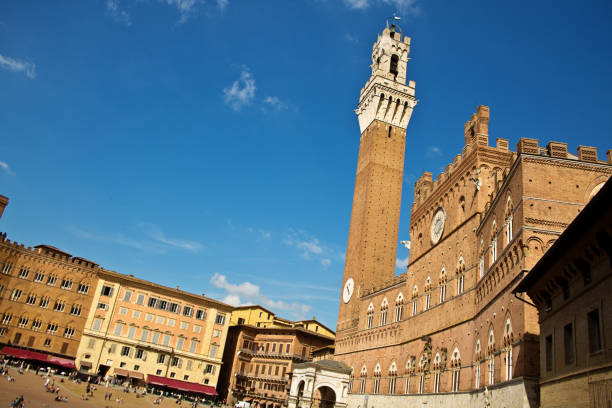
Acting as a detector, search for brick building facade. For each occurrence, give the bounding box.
[0,238,98,362]
[514,179,612,407]
[219,306,335,407]
[334,25,612,407]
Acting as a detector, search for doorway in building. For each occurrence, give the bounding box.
[98,364,110,379]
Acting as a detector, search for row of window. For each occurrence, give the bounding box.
[89,339,217,379]
[479,214,513,279]
[0,313,76,338]
[365,284,464,329]
[91,318,219,357]
[1,264,90,294]
[236,378,285,393]
[544,308,602,373]
[351,355,511,396]
[100,285,226,325]
[239,361,288,378]
[1,287,84,316]
[242,340,293,355]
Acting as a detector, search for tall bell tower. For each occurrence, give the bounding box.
[338,24,417,332]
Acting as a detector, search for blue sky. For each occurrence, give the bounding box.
[1,0,611,329]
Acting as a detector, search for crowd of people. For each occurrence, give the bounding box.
[0,356,232,407]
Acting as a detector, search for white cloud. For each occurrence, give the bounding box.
[141,223,203,252]
[106,0,132,26]
[223,68,256,111]
[0,161,15,176]
[344,0,369,9]
[284,230,325,259]
[345,33,359,44]
[344,0,421,15]
[210,273,312,319]
[426,146,442,158]
[321,258,331,268]
[263,96,288,112]
[260,230,271,240]
[217,0,229,11]
[164,0,199,24]
[0,54,36,79]
[70,223,202,253]
[396,256,409,270]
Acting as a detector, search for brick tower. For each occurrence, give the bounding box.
[338,24,417,332]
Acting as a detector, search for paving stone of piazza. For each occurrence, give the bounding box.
[0,368,227,408]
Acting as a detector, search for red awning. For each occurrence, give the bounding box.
[47,356,76,369]
[1,346,75,369]
[146,374,218,396]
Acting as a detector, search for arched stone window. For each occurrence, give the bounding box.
[360,365,367,377]
[359,365,367,393]
[474,339,482,389]
[451,347,461,392]
[404,358,412,394]
[433,353,441,393]
[395,293,404,322]
[457,257,465,295]
[505,195,514,246]
[503,316,513,381]
[490,220,498,263]
[412,285,418,316]
[367,303,374,329]
[479,239,485,279]
[424,277,431,310]
[388,361,398,393]
[439,268,447,303]
[373,363,381,394]
[487,327,495,386]
[380,298,388,326]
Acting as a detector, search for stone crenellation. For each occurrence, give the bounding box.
[0,233,103,273]
[413,106,609,218]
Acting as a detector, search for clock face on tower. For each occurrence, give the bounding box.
[430,208,446,245]
[343,278,354,303]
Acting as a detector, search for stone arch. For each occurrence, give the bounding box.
[487,325,496,354]
[412,285,418,296]
[425,276,431,291]
[312,385,336,408]
[503,314,513,346]
[381,298,388,310]
[475,338,482,360]
[527,236,544,255]
[396,292,404,304]
[584,175,610,202]
[451,346,461,367]
[505,194,514,217]
[374,362,381,376]
[367,303,374,314]
[360,364,367,377]
[389,361,397,375]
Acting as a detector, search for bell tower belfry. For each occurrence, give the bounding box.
[338,24,417,332]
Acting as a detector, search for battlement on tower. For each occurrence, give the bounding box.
[412,106,612,209]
